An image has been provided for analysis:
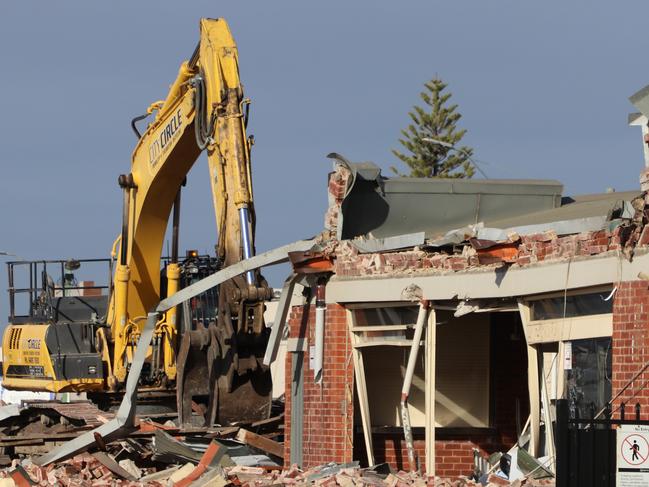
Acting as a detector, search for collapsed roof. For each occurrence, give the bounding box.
[329,153,641,250]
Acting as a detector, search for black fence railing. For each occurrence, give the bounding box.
[556,398,649,487]
[7,258,112,322]
[6,253,221,327]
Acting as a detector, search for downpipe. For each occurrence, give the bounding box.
[401,300,429,472]
[314,280,326,383]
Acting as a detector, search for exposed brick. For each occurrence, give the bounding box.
[612,281,649,412]
[284,303,354,468]
[332,223,625,280]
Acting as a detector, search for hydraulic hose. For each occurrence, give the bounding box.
[191,74,216,150]
[130,113,149,139]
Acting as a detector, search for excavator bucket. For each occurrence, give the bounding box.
[176,322,272,427]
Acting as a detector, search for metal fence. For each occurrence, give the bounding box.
[556,398,649,487]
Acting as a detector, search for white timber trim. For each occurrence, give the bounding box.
[519,300,540,457]
[518,286,613,461]
[524,314,612,344]
[351,325,410,332]
[425,307,436,476]
[347,308,375,466]
[556,340,566,400]
[540,355,556,470]
[345,302,418,310]
[353,340,419,348]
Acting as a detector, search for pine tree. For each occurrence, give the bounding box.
[392,78,475,178]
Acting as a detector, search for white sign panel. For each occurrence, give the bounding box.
[563,341,572,370]
[617,425,649,486]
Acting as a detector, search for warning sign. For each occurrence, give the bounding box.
[618,425,649,486]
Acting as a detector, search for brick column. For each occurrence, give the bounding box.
[612,280,649,410]
[284,303,354,468]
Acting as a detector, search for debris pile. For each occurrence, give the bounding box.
[0,400,555,486]
[0,399,289,486]
[0,460,556,486]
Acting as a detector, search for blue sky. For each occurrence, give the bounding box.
[0,1,647,323]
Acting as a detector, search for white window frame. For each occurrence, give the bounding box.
[517,285,614,462]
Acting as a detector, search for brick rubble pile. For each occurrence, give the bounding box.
[0,459,555,486]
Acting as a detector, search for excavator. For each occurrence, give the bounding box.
[1,18,274,426]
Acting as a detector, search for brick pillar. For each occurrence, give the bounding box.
[612,280,649,411]
[284,303,354,468]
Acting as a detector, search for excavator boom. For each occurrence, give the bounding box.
[3,18,273,426]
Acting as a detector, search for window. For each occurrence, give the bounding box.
[352,306,491,428]
[530,290,612,321]
[435,311,491,427]
[355,306,420,327]
[353,305,418,345]
[523,287,614,345]
[566,338,612,420]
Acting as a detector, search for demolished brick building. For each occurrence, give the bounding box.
[275,153,649,478]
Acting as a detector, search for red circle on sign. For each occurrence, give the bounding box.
[621,434,649,466]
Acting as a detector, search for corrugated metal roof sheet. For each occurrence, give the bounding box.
[332,155,640,243]
[335,157,563,240]
[484,191,641,229]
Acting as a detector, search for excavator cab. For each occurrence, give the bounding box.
[2,258,110,393]
[161,250,220,332]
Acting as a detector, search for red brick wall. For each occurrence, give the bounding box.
[284,303,354,468]
[324,164,351,234]
[368,437,481,477]
[356,435,511,477]
[612,280,649,411]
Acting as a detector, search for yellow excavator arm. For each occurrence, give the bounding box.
[2,18,271,425]
[103,19,274,424]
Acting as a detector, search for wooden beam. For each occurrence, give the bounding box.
[556,340,566,401]
[425,307,437,476]
[236,428,284,459]
[250,413,284,430]
[540,354,556,470]
[525,315,612,344]
[347,308,375,466]
[350,325,410,332]
[519,300,540,456]
[353,340,418,348]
